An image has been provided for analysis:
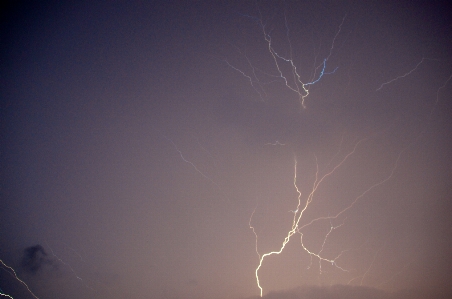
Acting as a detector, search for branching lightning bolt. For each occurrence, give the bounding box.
[251,130,417,296]
[252,139,363,296]
[250,73,452,296]
[316,219,346,273]
[227,11,345,109]
[224,44,268,101]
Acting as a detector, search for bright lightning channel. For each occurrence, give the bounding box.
[0,291,14,299]
[0,259,40,299]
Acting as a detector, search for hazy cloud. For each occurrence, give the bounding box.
[247,285,452,299]
[21,244,56,274]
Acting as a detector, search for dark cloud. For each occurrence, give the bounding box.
[21,244,56,274]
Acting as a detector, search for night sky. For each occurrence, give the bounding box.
[1,1,452,299]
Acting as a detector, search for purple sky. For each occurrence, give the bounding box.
[1,1,452,299]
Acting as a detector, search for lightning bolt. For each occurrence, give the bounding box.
[377,259,414,288]
[224,44,268,101]
[0,259,40,299]
[249,207,261,260]
[359,242,386,286]
[252,138,364,297]
[316,219,346,273]
[45,242,92,290]
[160,133,230,201]
[376,58,426,91]
[227,9,345,109]
[250,73,452,296]
[251,128,410,296]
[0,291,14,299]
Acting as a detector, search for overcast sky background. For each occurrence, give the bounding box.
[1,1,452,299]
